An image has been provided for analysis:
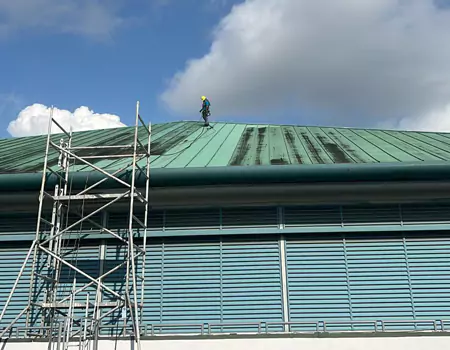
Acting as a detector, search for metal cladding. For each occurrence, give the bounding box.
[2,121,450,176]
[2,161,450,193]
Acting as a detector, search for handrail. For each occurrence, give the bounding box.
[266,321,320,333]
[3,318,449,339]
[149,323,205,336]
[208,322,262,335]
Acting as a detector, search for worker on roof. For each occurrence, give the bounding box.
[199,96,211,127]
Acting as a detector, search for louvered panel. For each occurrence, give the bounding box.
[158,241,221,334]
[103,243,128,300]
[54,245,100,301]
[142,243,163,327]
[346,236,414,330]
[52,245,101,331]
[284,206,341,227]
[406,237,450,322]
[0,211,102,236]
[401,203,450,224]
[220,240,283,332]
[0,243,32,334]
[222,207,278,228]
[285,238,351,332]
[342,205,401,226]
[164,209,220,230]
[108,210,164,231]
[0,213,37,234]
[64,212,104,232]
[102,243,135,336]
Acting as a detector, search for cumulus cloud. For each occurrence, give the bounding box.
[0,0,124,39]
[7,104,126,137]
[160,0,450,131]
[382,103,450,132]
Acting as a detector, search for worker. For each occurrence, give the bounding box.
[199,96,211,126]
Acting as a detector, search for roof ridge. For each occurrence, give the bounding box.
[2,120,450,142]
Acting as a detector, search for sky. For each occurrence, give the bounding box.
[1,0,450,138]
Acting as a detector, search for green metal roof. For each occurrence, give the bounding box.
[1,120,450,174]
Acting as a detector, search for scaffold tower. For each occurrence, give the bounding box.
[0,101,151,350]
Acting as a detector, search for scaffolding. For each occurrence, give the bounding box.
[0,101,151,350]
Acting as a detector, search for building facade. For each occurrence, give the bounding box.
[2,121,450,349]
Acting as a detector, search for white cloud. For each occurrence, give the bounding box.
[7,103,126,137]
[0,0,124,39]
[381,103,450,132]
[160,0,450,131]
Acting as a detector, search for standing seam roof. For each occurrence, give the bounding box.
[1,121,450,174]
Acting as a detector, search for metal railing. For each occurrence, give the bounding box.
[3,318,450,340]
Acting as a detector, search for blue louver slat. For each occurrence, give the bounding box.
[345,237,414,331]
[0,213,37,234]
[284,203,450,229]
[285,233,450,332]
[221,241,283,333]
[284,206,341,227]
[102,243,136,335]
[0,243,32,335]
[342,205,401,226]
[141,238,283,334]
[221,207,278,229]
[45,245,101,332]
[164,209,220,230]
[4,202,450,244]
[405,237,450,322]
[285,238,350,332]
[142,244,164,328]
[150,241,222,334]
[402,203,450,224]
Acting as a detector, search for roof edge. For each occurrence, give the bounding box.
[1,161,450,193]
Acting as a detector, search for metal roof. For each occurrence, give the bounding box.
[1,120,450,174]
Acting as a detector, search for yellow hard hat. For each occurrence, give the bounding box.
[201,96,206,100]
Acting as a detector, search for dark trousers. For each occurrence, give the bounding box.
[202,109,210,124]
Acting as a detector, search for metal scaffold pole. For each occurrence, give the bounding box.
[0,102,151,350]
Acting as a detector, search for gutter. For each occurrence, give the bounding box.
[1,161,450,193]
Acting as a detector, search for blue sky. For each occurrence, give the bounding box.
[2,0,450,138]
[0,0,243,138]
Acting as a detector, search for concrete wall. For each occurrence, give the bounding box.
[2,336,450,350]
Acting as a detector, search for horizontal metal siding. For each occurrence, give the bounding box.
[50,245,101,334]
[345,236,414,331]
[285,238,351,331]
[4,202,450,243]
[0,243,32,334]
[145,241,222,334]
[285,233,450,332]
[220,241,283,333]
[142,243,164,329]
[54,245,101,301]
[102,243,135,336]
[284,203,450,228]
[406,236,450,321]
[141,238,283,334]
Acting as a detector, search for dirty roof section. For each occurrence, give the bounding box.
[1,120,450,174]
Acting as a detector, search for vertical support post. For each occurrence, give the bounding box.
[26,106,54,329]
[279,235,289,332]
[127,100,141,346]
[83,292,90,347]
[139,122,151,325]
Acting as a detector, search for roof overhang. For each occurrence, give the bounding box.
[1,162,450,210]
[1,161,450,192]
